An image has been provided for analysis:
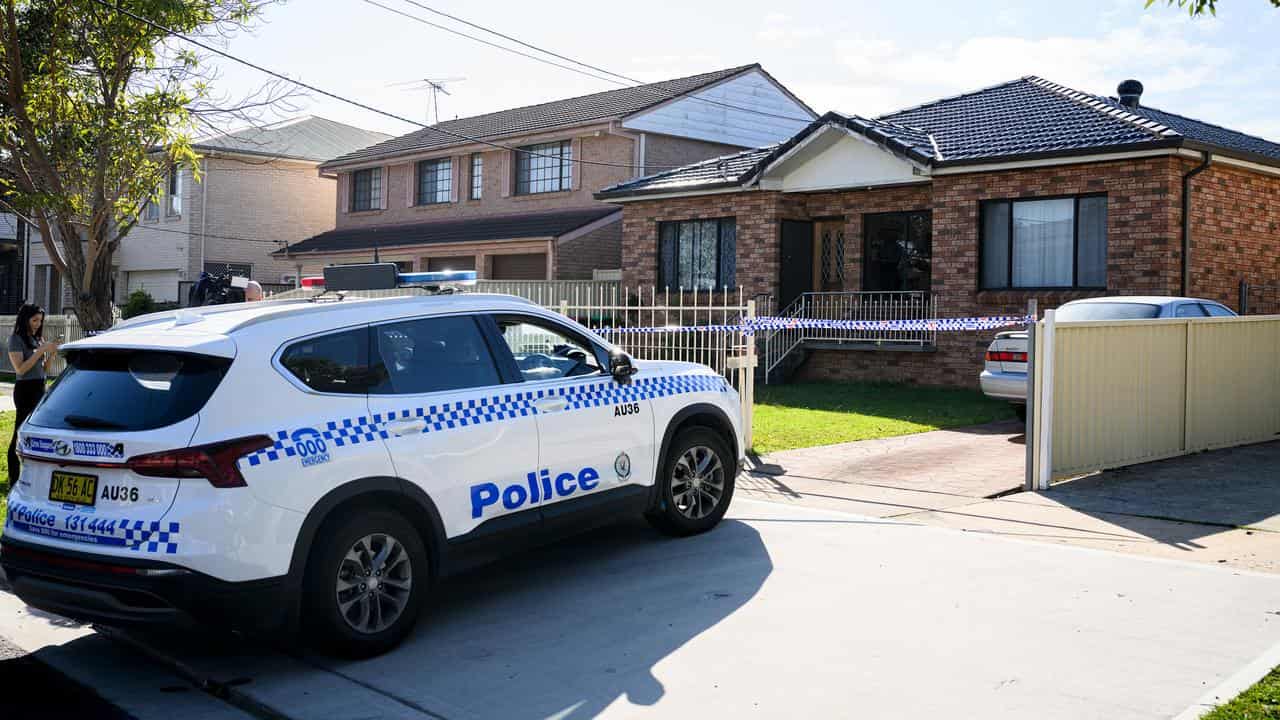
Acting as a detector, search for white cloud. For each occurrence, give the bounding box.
[825,14,1234,116]
[755,13,826,48]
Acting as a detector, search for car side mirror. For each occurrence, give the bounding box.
[609,349,638,384]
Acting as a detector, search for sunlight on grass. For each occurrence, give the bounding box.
[752,382,1014,455]
[1202,665,1280,720]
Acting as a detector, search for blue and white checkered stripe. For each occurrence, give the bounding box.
[242,373,732,468]
[595,315,1033,335]
[120,520,181,554]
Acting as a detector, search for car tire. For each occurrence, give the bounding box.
[646,427,736,537]
[304,508,429,658]
[1014,404,1027,424]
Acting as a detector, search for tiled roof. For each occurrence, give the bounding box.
[878,77,1175,163]
[1089,95,1280,161]
[278,206,619,256]
[596,145,777,198]
[322,65,759,168]
[599,75,1280,198]
[193,116,391,163]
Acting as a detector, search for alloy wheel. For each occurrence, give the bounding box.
[335,533,413,634]
[671,445,726,520]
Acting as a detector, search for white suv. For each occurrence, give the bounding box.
[1,280,743,656]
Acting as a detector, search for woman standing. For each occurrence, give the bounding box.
[6,303,59,488]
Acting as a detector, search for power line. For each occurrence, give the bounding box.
[388,0,816,124]
[88,0,680,171]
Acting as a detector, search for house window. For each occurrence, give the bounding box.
[416,158,452,205]
[863,211,932,292]
[658,219,736,291]
[144,196,160,221]
[981,195,1107,289]
[470,153,483,200]
[350,168,382,212]
[515,140,572,195]
[167,168,182,216]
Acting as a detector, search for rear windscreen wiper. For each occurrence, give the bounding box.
[63,414,128,430]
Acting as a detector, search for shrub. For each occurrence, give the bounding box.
[121,290,156,319]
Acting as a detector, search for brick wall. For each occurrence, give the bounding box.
[620,156,1200,387]
[333,130,636,230]
[1187,161,1280,309]
[194,156,336,285]
[643,134,744,176]
[554,219,622,279]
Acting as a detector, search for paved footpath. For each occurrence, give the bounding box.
[4,499,1279,720]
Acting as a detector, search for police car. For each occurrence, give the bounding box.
[0,265,744,657]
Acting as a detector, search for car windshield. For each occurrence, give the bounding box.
[1055,303,1161,322]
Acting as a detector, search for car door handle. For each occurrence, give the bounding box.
[385,418,427,436]
[533,396,569,413]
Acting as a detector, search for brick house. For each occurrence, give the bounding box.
[275,65,815,279]
[24,116,390,309]
[597,77,1280,387]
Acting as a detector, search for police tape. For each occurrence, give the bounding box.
[592,315,1034,336]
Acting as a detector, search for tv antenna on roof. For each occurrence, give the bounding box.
[388,76,466,125]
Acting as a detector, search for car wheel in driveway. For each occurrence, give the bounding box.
[1014,405,1027,424]
[306,508,428,658]
[646,427,735,537]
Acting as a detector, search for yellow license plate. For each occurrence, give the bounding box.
[49,471,99,507]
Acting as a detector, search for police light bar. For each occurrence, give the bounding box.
[300,276,325,288]
[398,270,477,286]
[319,263,478,292]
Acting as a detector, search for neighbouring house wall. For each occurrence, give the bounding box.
[333,131,637,230]
[642,133,746,177]
[192,155,336,286]
[619,156,1189,387]
[554,219,622,279]
[1186,161,1280,309]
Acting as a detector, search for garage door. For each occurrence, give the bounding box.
[490,254,547,280]
[426,256,476,272]
[126,270,180,303]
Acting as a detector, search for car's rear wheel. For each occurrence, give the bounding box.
[305,508,428,657]
[646,427,735,536]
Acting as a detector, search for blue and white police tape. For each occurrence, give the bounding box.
[593,315,1033,336]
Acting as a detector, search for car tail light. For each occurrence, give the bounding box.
[126,435,274,488]
[985,350,1028,363]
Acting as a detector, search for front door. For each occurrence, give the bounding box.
[779,220,815,312]
[365,313,541,540]
[490,313,656,529]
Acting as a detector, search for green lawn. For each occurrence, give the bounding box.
[1,409,11,533]
[1203,666,1280,720]
[752,381,1014,455]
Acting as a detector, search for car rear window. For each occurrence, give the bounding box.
[29,350,232,432]
[1055,303,1161,321]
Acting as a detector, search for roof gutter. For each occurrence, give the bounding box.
[1181,150,1212,297]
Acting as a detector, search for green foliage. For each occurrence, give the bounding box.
[1145,0,1280,15]
[752,382,1014,455]
[120,288,156,319]
[1,409,13,532]
[1202,665,1280,719]
[0,0,271,330]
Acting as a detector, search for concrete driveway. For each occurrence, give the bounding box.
[19,497,1278,720]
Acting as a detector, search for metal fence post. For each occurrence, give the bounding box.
[742,299,756,453]
[1023,299,1037,492]
[1034,309,1057,491]
[1239,278,1249,315]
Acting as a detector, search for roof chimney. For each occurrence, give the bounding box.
[1117,79,1144,109]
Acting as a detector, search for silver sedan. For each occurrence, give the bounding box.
[979,296,1237,421]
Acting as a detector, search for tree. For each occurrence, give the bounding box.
[1146,0,1280,15]
[0,0,284,329]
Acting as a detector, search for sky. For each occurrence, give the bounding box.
[202,0,1280,145]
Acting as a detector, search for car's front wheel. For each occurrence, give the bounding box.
[646,427,735,536]
[305,508,428,657]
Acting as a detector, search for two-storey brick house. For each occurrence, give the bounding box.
[597,77,1280,387]
[24,116,390,309]
[275,65,815,279]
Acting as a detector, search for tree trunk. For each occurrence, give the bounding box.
[67,225,117,332]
